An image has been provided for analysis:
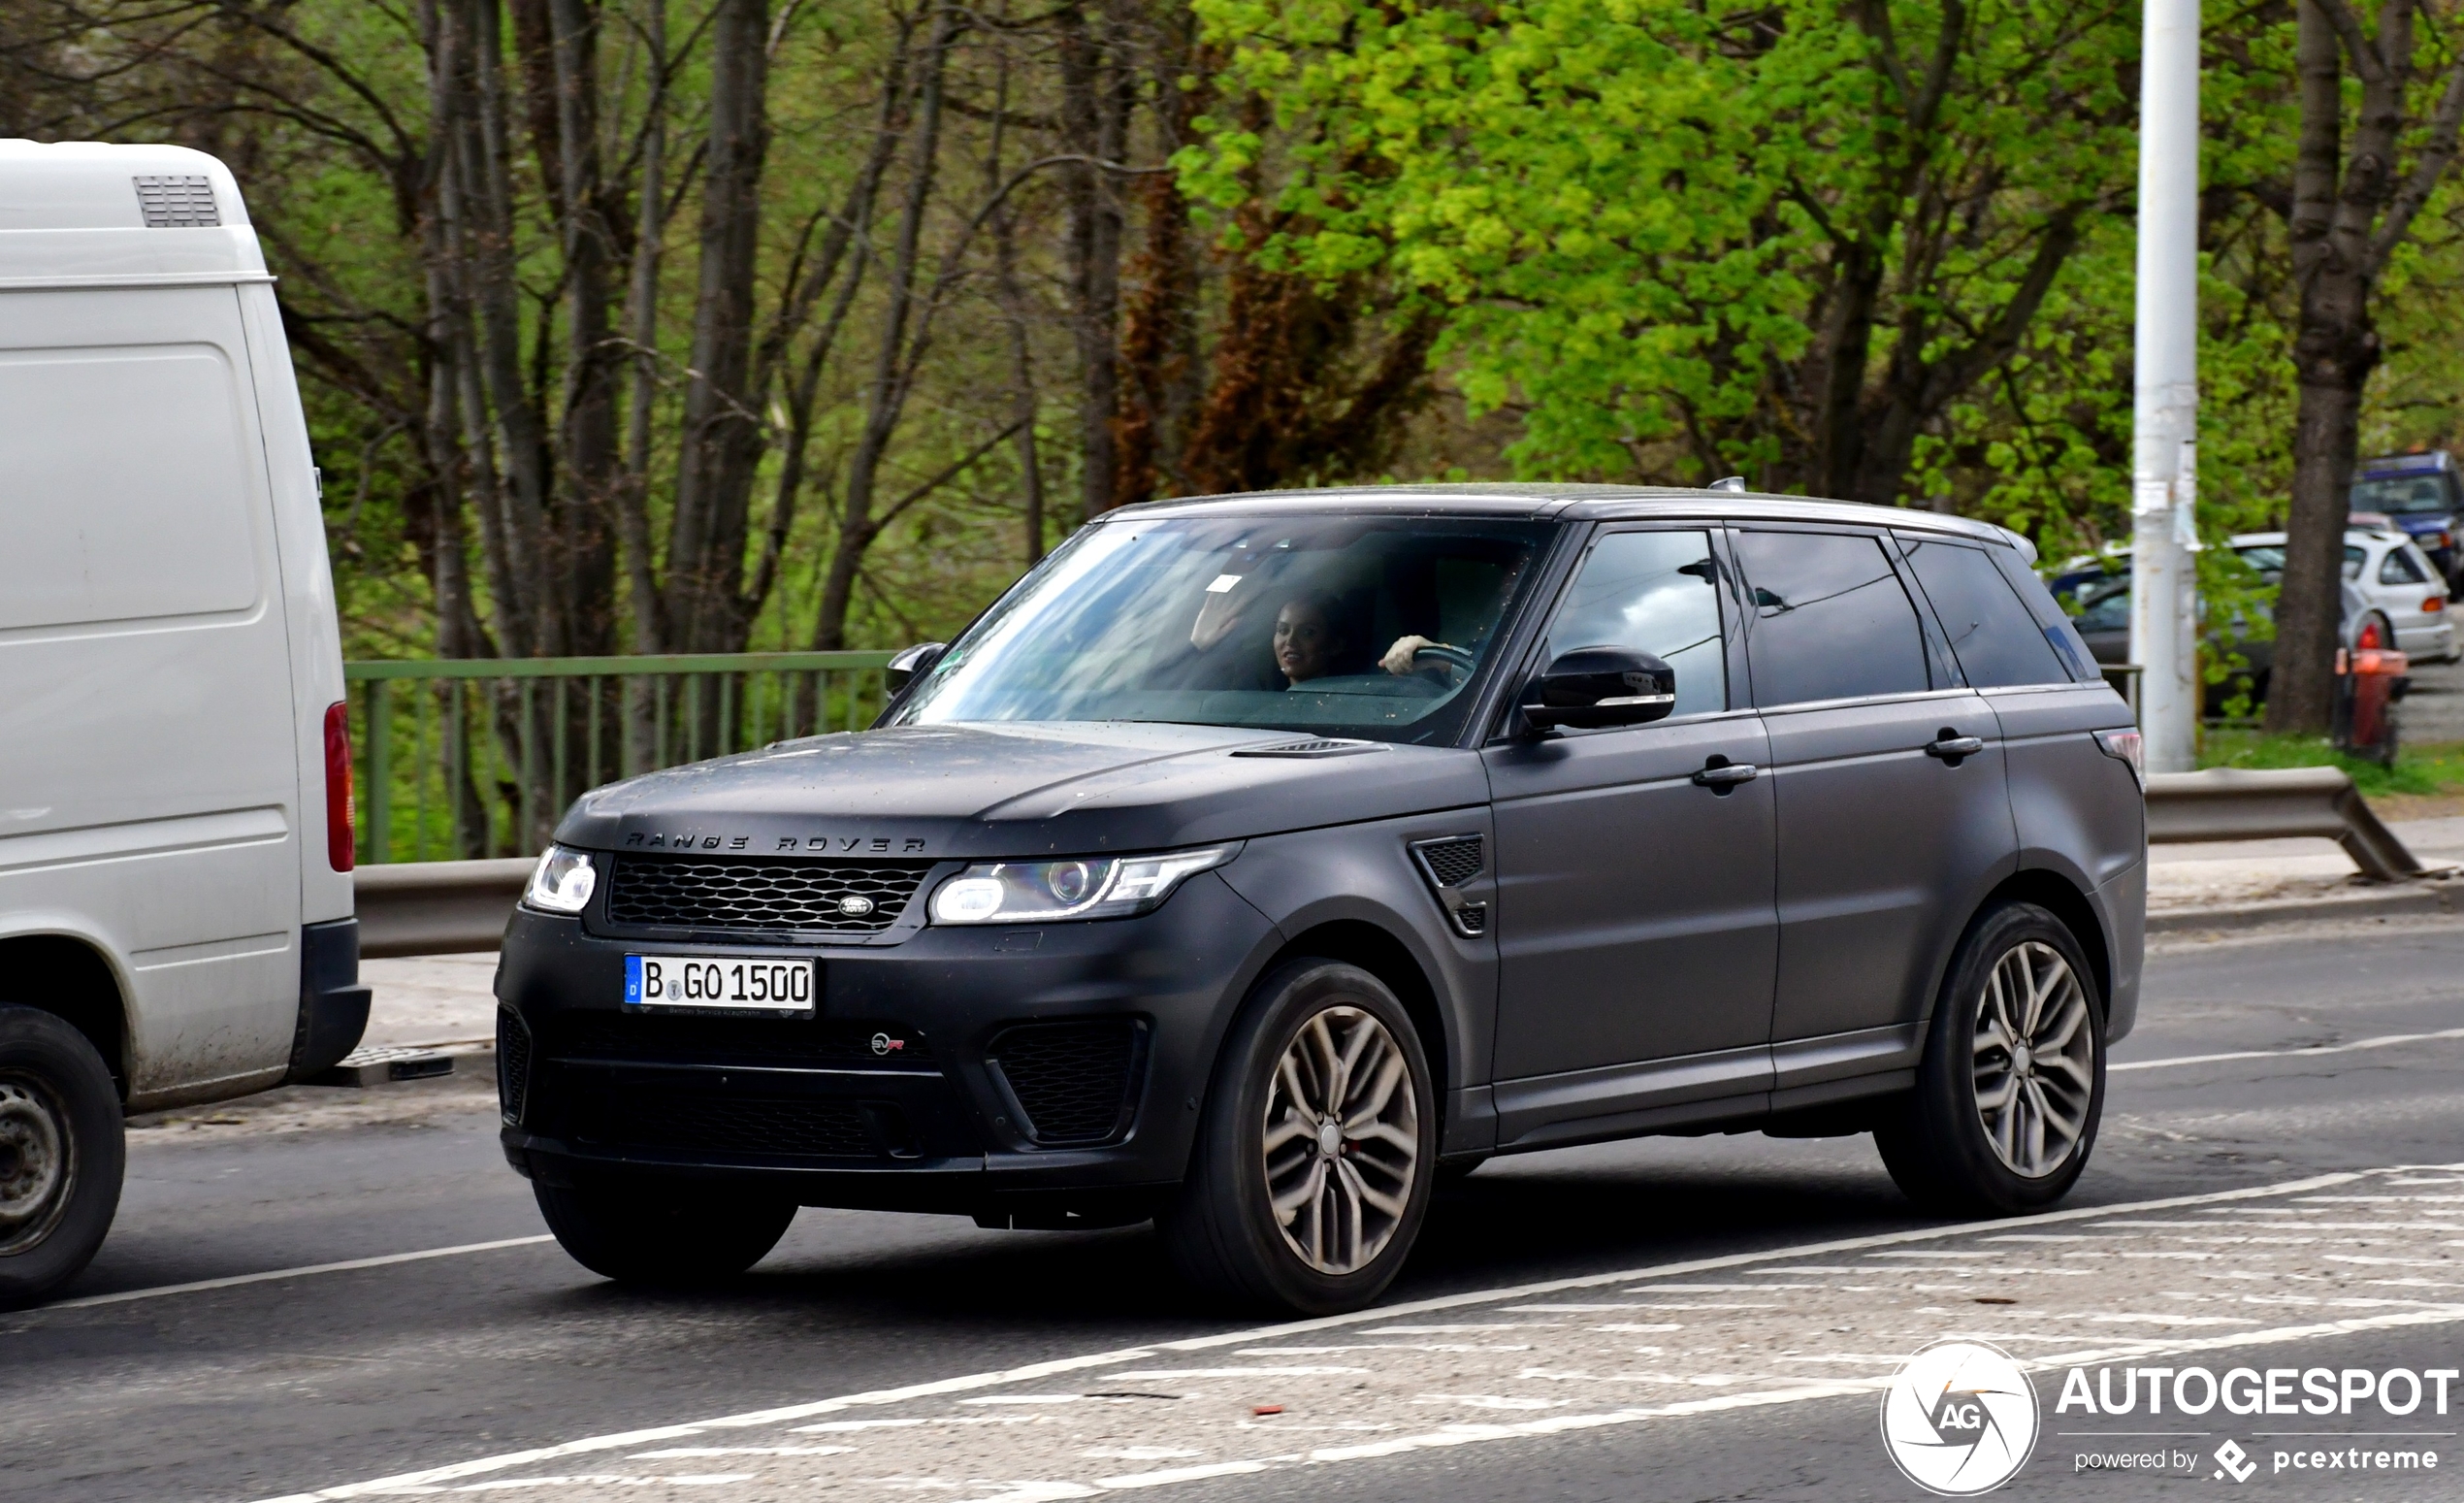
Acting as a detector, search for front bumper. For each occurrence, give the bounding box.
[494,869,1279,1223]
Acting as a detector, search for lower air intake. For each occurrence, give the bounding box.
[497,1006,534,1123]
[573,1088,882,1159]
[987,1020,1144,1145]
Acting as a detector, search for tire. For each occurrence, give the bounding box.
[1875,902,2105,1217]
[534,1177,796,1287]
[0,1006,125,1309]
[1159,959,1438,1315]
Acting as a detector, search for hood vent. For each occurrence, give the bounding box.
[1230,737,1386,759]
[134,176,219,227]
[1409,833,1489,937]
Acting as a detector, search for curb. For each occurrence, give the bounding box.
[303,1038,495,1088]
[2148,880,2464,935]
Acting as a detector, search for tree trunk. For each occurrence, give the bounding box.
[663,0,770,654]
[1057,1,1128,518]
[546,0,620,659]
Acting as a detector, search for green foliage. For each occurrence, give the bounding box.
[2199,730,2464,799]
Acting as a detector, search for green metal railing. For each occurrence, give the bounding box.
[343,651,896,865]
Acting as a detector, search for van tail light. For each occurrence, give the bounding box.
[2093,728,2145,789]
[323,701,355,872]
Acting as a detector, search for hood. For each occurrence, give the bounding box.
[553,721,1486,861]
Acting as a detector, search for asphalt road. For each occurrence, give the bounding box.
[6,917,2464,1503]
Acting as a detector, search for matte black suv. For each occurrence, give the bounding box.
[496,486,2146,1314]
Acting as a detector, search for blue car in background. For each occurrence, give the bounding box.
[2351,451,2462,587]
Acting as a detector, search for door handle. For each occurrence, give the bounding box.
[1692,760,1760,790]
[1927,731,1986,763]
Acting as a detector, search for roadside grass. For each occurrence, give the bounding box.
[2199,728,2464,799]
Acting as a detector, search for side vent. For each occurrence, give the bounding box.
[1230,738,1386,759]
[496,1006,534,1125]
[133,176,220,227]
[1409,834,1489,937]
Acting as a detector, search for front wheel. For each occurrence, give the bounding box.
[535,1177,796,1287]
[1161,960,1437,1315]
[0,1006,125,1309]
[1875,902,2105,1216]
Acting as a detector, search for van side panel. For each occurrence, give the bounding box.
[239,280,352,927]
[0,286,302,1104]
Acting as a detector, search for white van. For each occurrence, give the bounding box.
[0,143,360,1305]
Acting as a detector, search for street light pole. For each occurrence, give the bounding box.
[2129,0,2202,772]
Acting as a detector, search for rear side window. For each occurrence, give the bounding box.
[0,346,258,630]
[1988,546,2100,681]
[1731,531,1929,706]
[1898,536,2070,688]
[2381,545,2429,585]
[1543,529,1727,717]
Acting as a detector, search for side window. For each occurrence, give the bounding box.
[2380,546,2429,586]
[1543,529,1727,717]
[1988,545,2099,681]
[1731,531,1930,706]
[2343,545,2367,580]
[1898,536,2070,688]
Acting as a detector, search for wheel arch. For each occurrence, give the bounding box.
[1260,919,1449,1110]
[0,931,130,1098]
[1978,870,2111,1018]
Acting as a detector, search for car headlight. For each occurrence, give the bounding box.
[524,845,598,914]
[928,843,1240,925]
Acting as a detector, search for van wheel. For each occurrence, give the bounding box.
[1876,902,2105,1215]
[0,1006,125,1309]
[1160,960,1437,1315]
[534,1178,795,1287]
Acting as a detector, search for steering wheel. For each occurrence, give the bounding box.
[1412,643,1478,675]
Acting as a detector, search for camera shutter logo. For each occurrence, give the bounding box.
[1879,1339,2039,1494]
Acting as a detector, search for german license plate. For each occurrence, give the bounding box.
[624,955,816,1015]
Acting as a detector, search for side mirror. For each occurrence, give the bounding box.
[1520,647,1677,732]
[884,641,948,696]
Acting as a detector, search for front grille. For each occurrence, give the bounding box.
[548,1014,933,1069]
[497,1006,534,1122]
[989,1020,1143,1144]
[571,1086,883,1159]
[605,856,930,934]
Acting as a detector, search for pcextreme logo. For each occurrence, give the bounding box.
[1881,1340,2041,1495]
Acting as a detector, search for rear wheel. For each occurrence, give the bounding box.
[0,1006,124,1309]
[1161,960,1436,1315]
[535,1177,795,1287]
[1875,903,2104,1216]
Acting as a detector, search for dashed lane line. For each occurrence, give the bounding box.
[248,1165,2455,1502]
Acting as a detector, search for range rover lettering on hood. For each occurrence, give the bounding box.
[622,831,931,854]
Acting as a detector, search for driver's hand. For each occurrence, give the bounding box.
[1380,635,1437,675]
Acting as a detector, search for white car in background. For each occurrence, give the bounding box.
[2232,519,2458,664]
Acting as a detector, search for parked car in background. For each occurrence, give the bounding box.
[0,144,364,1308]
[2051,521,2448,708]
[496,485,2143,1316]
[2351,451,2463,586]
[2231,521,2455,665]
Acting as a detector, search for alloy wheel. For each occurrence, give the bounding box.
[0,1073,74,1256]
[1262,1005,1419,1275]
[1970,941,2095,1178]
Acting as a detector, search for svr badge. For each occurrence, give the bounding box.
[1880,1339,2039,1494]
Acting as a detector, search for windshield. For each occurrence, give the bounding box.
[2351,474,2455,516]
[891,514,1558,743]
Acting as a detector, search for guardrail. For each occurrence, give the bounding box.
[344,650,895,866]
[2143,767,2432,882]
[351,767,2440,958]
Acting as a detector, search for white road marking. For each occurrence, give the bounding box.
[2114,1025,2464,1072]
[28,1235,555,1313]
[255,1165,2464,1503]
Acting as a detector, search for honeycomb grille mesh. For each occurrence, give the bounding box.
[497,1006,534,1121]
[1414,835,1484,888]
[574,1090,881,1159]
[989,1021,1141,1144]
[605,857,929,934]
